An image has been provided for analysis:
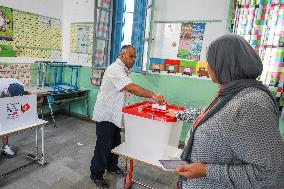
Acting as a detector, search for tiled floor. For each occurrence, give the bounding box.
[0,114,177,189]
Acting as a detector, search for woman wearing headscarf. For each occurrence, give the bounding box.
[167,34,284,188]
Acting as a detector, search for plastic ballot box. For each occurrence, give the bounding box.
[0,95,39,132]
[122,101,185,159]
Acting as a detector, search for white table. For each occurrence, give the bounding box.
[0,119,48,178]
[112,142,179,189]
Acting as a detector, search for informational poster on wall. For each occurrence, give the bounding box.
[177,22,206,61]
[0,8,62,58]
[0,6,13,41]
[69,52,89,65]
[0,64,31,85]
[178,22,193,59]
[159,23,181,60]
[38,15,51,27]
[76,25,90,54]
[149,21,211,79]
[78,53,88,64]
[152,22,206,61]
[51,50,61,60]
[50,18,61,29]
[188,23,206,60]
[69,53,79,63]
[70,23,94,64]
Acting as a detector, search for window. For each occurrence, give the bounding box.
[130,0,145,72]
[134,0,153,72]
[111,0,126,63]
[142,0,153,71]
[92,0,113,68]
[114,0,154,72]
[121,0,134,46]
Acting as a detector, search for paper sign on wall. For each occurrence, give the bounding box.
[76,25,90,54]
[38,15,51,27]
[51,50,61,60]
[78,53,88,64]
[69,53,79,63]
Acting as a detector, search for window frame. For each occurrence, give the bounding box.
[92,0,114,69]
[142,0,154,73]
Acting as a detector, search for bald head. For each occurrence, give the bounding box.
[120,45,135,54]
[119,45,136,69]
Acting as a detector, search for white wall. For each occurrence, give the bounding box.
[62,0,94,64]
[0,0,63,18]
[155,0,229,22]
[152,0,230,61]
[0,0,94,64]
[0,0,230,63]
[0,0,63,63]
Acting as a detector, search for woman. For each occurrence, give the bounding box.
[168,34,284,188]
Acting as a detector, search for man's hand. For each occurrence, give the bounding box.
[152,94,166,105]
[175,163,207,179]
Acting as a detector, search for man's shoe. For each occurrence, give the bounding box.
[108,167,125,177]
[1,145,15,158]
[90,175,109,188]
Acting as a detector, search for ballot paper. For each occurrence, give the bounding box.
[152,103,167,110]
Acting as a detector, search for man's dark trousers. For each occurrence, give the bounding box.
[90,121,121,179]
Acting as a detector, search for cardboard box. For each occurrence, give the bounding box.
[0,94,38,132]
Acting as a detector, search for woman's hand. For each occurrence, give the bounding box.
[175,163,207,179]
[165,109,179,117]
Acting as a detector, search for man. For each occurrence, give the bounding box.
[90,45,166,188]
[0,78,25,158]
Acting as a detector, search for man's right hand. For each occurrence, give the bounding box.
[152,94,166,105]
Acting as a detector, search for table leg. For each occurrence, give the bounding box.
[123,158,134,189]
[26,125,45,166]
[122,157,158,189]
[40,105,44,119]
[47,96,56,128]
[124,158,128,189]
[129,160,133,186]
[35,127,38,159]
[40,126,45,165]
[84,98,88,117]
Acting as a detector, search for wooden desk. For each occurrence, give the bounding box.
[112,142,178,189]
[0,119,48,178]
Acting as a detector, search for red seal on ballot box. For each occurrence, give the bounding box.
[21,103,30,113]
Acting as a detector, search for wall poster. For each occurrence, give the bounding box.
[0,6,13,41]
